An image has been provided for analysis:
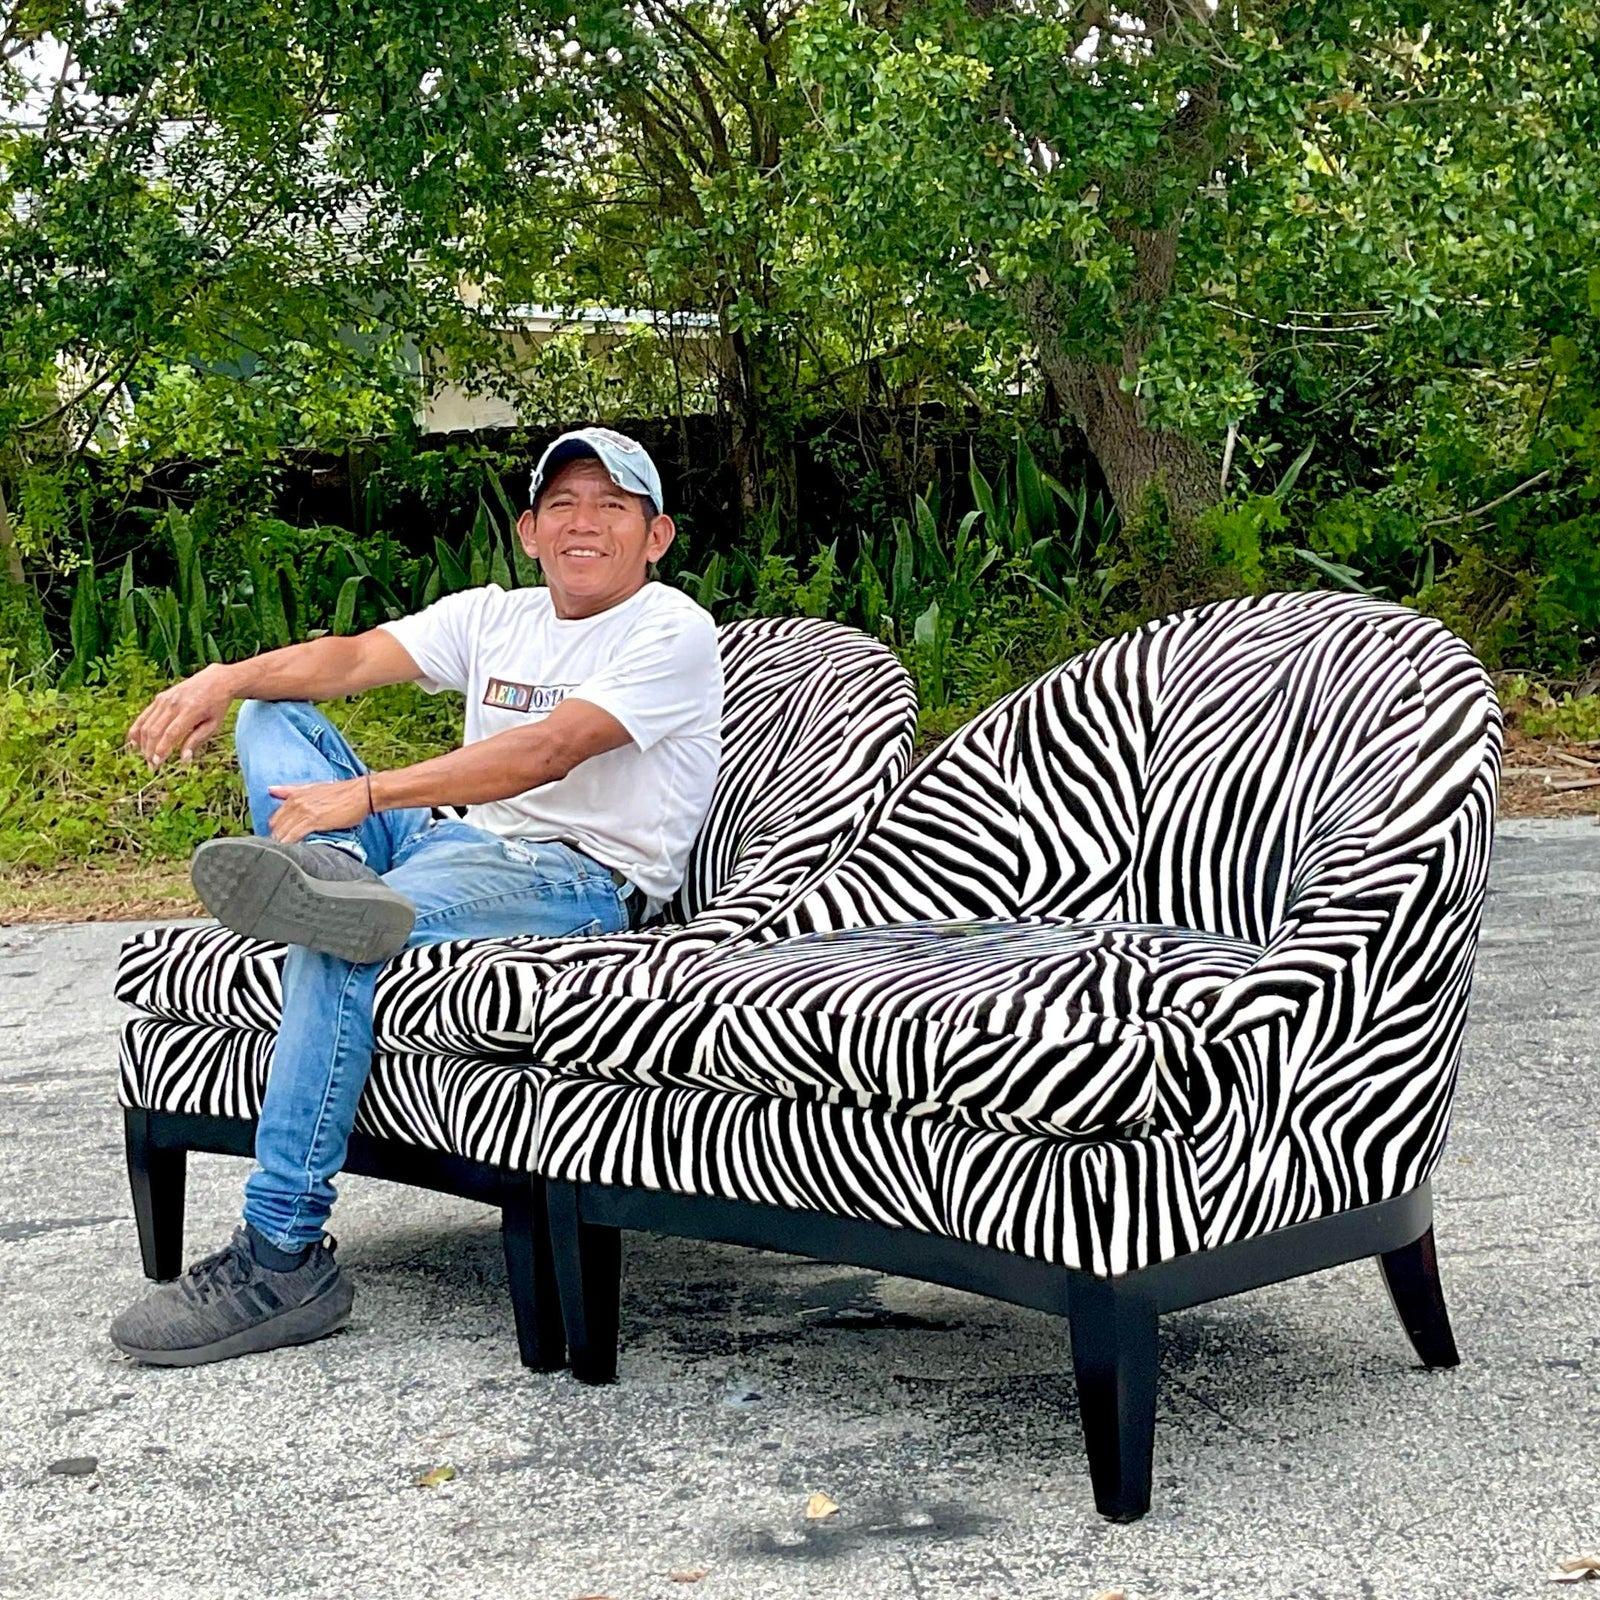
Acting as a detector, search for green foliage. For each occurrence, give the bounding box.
[52,495,539,683]
[0,582,52,678]
[662,434,1118,716]
[4,0,1598,706]
[0,0,553,597]
[778,0,1600,665]
[1194,442,1313,593]
[0,648,237,866]
[0,647,459,868]
[1418,507,1600,674]
[1501,680,1600,742]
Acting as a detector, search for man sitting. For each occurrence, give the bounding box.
[111,427,722,1366]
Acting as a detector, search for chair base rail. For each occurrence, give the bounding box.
[545,1176,1455,1522]
[121,1106,565,1371]
[121,1105,1459,1521]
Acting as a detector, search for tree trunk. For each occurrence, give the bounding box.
[723,323,798,540]
[1041,343,1217,528]
[0,474,50,673]
[1026,221,1216,529]
[1024,220,1225,612]
[989,3,1229,593]
[1036,330,1223,613]
[723,327,764,531]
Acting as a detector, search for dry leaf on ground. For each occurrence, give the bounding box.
[1552,1555,1600,1583]
[1091,1590,1128,1600]
[804,1491,840,1520]
[669,1570,710,1584]
[413,1465,457,1489]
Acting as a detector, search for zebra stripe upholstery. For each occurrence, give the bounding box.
[536,1074,1205,1276]
[115,618,918,1088]
[120,1018,543,1170]
[531,592,1502,1273]
[124,1004,1203,1280]
[530,919,1264,1140]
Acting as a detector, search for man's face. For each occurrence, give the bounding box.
[516,456,675,619]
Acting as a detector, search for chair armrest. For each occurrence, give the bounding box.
[1196,677,1501,1046]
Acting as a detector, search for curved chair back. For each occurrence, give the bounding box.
[666,616,918,924]
[775,592,1498,945]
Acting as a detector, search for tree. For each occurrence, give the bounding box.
[0,0,568,655]
[475,0,1026,537]
[786,0,1600,601]
[7,0,1597,673]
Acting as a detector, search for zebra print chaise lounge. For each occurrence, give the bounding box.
[530,591,1502,1521]
[113,616,917,1368]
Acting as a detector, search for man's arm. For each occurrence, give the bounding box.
[371,698,631,809]
[127,630,423,769]
[264,698,633,844]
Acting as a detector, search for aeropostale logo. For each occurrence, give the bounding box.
[483,677,571,713]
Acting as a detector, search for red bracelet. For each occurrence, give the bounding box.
[364,772,375,818]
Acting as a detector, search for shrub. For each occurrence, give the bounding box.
[0,647,460,868]
[1498,676,1600,742]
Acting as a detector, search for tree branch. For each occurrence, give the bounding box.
[52,61,342,465]
[640,0,732,71]
[1205,301,1391,334]
[1423,470,1553,529]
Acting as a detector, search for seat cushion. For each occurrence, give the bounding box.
[119,1017,543,1170]
[114,922,720,1052]
[536,1074,1205,1275]
[114,924,616,1049]
[533,919,1263,1141]
[114,893,870,1051]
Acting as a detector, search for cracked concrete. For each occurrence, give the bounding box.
[0,818,1597,1600]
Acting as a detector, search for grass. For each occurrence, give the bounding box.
[3,670,1593,927]
[0,861,201,925]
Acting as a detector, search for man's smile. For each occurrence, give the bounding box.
[517,452,676,618]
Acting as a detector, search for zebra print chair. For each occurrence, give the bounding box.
[114,617,917,1367]
[531,591,1502,1520]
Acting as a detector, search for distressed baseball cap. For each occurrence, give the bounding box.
[528,426,665,515]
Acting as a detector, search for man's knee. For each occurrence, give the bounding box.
[279,939,380,1001]
[234,698,317,751]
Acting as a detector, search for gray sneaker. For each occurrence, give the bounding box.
[110,1228,354,1367]
[191,837,414,962]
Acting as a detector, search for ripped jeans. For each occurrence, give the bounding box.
[234,699,630,1250]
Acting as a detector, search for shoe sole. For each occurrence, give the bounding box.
[192,838,414,963]
[112,1275,356,1368]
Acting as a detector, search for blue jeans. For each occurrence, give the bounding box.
[234,699,630,1250]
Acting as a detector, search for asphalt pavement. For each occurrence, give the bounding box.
[1,818,1596,1600]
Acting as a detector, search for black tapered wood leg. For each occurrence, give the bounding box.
[547,1180,622,1385]
[1067,1277,1160,1522]
[123,1107,187,1282]
[500,1178,567,1371]
[1378,1225,1460,1369]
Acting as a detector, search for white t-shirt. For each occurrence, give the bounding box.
[380,583,722,910]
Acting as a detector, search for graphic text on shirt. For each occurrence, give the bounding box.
[483,678,571,713]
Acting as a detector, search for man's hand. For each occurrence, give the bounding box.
[127,664,235,769]
[266,777,371,845]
